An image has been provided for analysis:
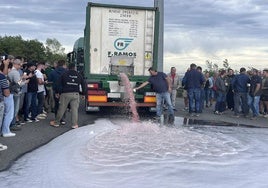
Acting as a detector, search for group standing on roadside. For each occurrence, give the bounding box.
[0,56,85,151]
[2,55,268,152]
[178,64,268,120]
[133,63,268,122]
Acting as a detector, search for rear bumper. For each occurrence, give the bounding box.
[87,102,156,107]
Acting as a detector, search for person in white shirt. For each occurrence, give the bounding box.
[35,62,47,119]
[167,67,180,110]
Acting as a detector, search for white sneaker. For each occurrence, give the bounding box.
[0,143,7,151]
[37,115,46,119]
[26,118,33,123]
[33,118,40,122]
[39,113,47,117]
[2,132,16,137]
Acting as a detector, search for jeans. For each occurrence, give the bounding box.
[204,88,213,105]
[0,101,5,131]
[11,94,20,125]
[199,88,205,112]
[226,88,234,109]
[37,91,45,115]
[215,91,226,112]
[187,88,201,113]
[248,95,260,117]
[24,92,37,120]
[156,92,174,117]
[2,94,14,134]
[234,92,249,115]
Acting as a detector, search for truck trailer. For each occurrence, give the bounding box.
[80,2,160,112]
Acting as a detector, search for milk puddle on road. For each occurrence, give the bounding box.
[1,118,268,188]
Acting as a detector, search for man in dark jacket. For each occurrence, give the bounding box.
[50,63,85,128]
[248,68,262,119]
[48,60,67,123]
[232,67,250,117]
[182,63,205,116]
[24,62,39,122]
[214,69,227,114]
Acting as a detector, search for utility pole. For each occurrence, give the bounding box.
[154,0,164,71]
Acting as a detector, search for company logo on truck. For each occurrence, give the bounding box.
[114,38,133,50]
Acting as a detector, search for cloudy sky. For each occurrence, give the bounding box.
[1,0,268,73]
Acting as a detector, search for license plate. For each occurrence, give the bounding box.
[145,92,156,96]
[108,93,121,98]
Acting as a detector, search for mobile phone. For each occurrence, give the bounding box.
[0,55,8,61]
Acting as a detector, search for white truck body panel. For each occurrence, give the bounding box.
[89,6,155,76]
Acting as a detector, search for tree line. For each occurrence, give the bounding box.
[0,35,66,63]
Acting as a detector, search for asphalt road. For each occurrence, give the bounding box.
[0,97,267,171]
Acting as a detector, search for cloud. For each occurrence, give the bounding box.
[161,0,268,72]
[1,0,268,71]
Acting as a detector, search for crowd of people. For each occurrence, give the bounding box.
[177,64,268,119]
[0,55,85,151]
[133,64,268,124]
[1,56,268,151]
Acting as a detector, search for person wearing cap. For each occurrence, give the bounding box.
[133,67,175,122]
[231,67,250,117]
[248,68,262,119]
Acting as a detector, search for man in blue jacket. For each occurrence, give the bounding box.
[182,63,205,116]
[232,67,250,117]
[48,60,67,124]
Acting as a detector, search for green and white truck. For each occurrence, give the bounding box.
[79,2,161,112]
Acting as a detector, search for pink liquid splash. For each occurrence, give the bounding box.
[119,73,139,122]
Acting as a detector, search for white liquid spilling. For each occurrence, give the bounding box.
[1,118,268,188]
